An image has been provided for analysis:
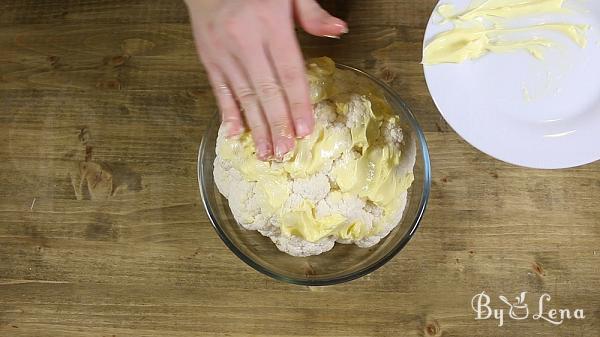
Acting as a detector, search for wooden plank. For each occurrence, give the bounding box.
[0,0,190,24]
[0,0,437,26]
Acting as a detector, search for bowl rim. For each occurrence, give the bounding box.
[198,63,432,286]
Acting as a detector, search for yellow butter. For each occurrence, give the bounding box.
[281,200,374,243]
[444,0,567,22]
[255,176,291,215]
[280,200,348,242]
[333,143,413,215]
[219,133,291,213]
[423,0,589,65]
[337,221,370,241]
[307,57,336,103]
[337,98,384,151]
[283,125,351,178]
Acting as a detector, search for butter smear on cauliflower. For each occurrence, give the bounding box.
[214,57,416,256]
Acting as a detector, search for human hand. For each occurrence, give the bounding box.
[185,0,348,160]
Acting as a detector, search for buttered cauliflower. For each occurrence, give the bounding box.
[213,57,416,257]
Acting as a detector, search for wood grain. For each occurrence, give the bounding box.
[1,0,599,336]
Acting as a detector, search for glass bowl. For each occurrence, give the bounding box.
[198,64,431,286]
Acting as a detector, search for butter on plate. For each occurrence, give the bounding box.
[423,0,590,65]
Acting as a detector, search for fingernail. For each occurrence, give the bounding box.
[323,34,341,39]
[274,142,289,160]
[223,121,233,134]
[230,127,244,138]
[295,120,311,137]
[226,122,246,139]
[333,22,349,34]
[257,142,272,161]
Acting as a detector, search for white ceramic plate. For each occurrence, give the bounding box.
[423,0,600,169]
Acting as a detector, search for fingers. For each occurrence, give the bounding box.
[267,18,314,138]
[206,66,245,137]
[242,47,296,159]
[188,0,324,161]
[188,16,245,137]
[231,22,296,160]
[293,0,348,38]
[218,55,274,160]
[197,14,276,160]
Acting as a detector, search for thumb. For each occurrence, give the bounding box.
[294,0,348,38]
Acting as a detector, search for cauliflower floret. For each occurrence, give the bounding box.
[292,174,330,203]
[316,192,372,226]
[315,192,382,245]
[397,128,418,176]
[213,157,234,198]
[344,95,371,129]
[214,158,267,231]
[381,117,404,147]
[264,207,336,256]
[356,191,408,248]
[356,130,417,247]
[271,234,335,257]
[314,101,337,124]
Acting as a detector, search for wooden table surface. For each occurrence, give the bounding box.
[1,1,598,336]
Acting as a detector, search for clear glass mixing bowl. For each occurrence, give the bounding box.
[198,64,431,286]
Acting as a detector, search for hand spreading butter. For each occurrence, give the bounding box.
[423,0,589,65]
[213,57,416,257]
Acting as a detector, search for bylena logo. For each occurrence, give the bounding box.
[471,291,586,327]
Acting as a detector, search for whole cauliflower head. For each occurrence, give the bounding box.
[213,57,416,257]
